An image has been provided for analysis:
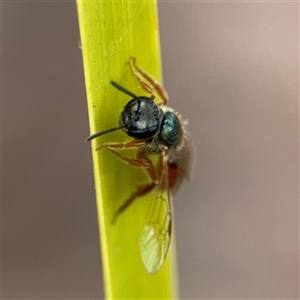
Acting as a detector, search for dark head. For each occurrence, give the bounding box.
[86,81,161,142]
[119,97,161,139]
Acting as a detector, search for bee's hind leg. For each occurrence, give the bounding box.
[101,148,158,224]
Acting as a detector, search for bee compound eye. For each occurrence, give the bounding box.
[158,111,183,149]
[119,97,160,139]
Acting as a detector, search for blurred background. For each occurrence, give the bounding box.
[2,1,299,299]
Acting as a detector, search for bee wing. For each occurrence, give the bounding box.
[139,153,171,274]
[168,140,194,195]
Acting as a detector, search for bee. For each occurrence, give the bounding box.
[86,57,189,274]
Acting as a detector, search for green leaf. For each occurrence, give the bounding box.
[77,1,178,299]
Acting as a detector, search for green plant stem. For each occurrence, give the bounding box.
[77,1,178,299]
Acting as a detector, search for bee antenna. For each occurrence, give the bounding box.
[85,126,122,142]
[110,81,137,98]
[86,81,137,142]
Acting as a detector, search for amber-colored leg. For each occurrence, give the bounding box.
[96,140,145,151]
[112,181,156,224]
[96,141,158,224]
[129,57,169,105]
[127,59,156,100]
[112,149,158,224]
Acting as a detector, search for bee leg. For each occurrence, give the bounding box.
[111,181,156,224]
[127,58,156,100]
[104,149,158,224]
[95,140,145,151]
[101,146,152,169]
[128,57,169,105]
[95,142,158,223]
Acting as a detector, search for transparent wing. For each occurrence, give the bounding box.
[168,141,194,195]
[139,153,171,274]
